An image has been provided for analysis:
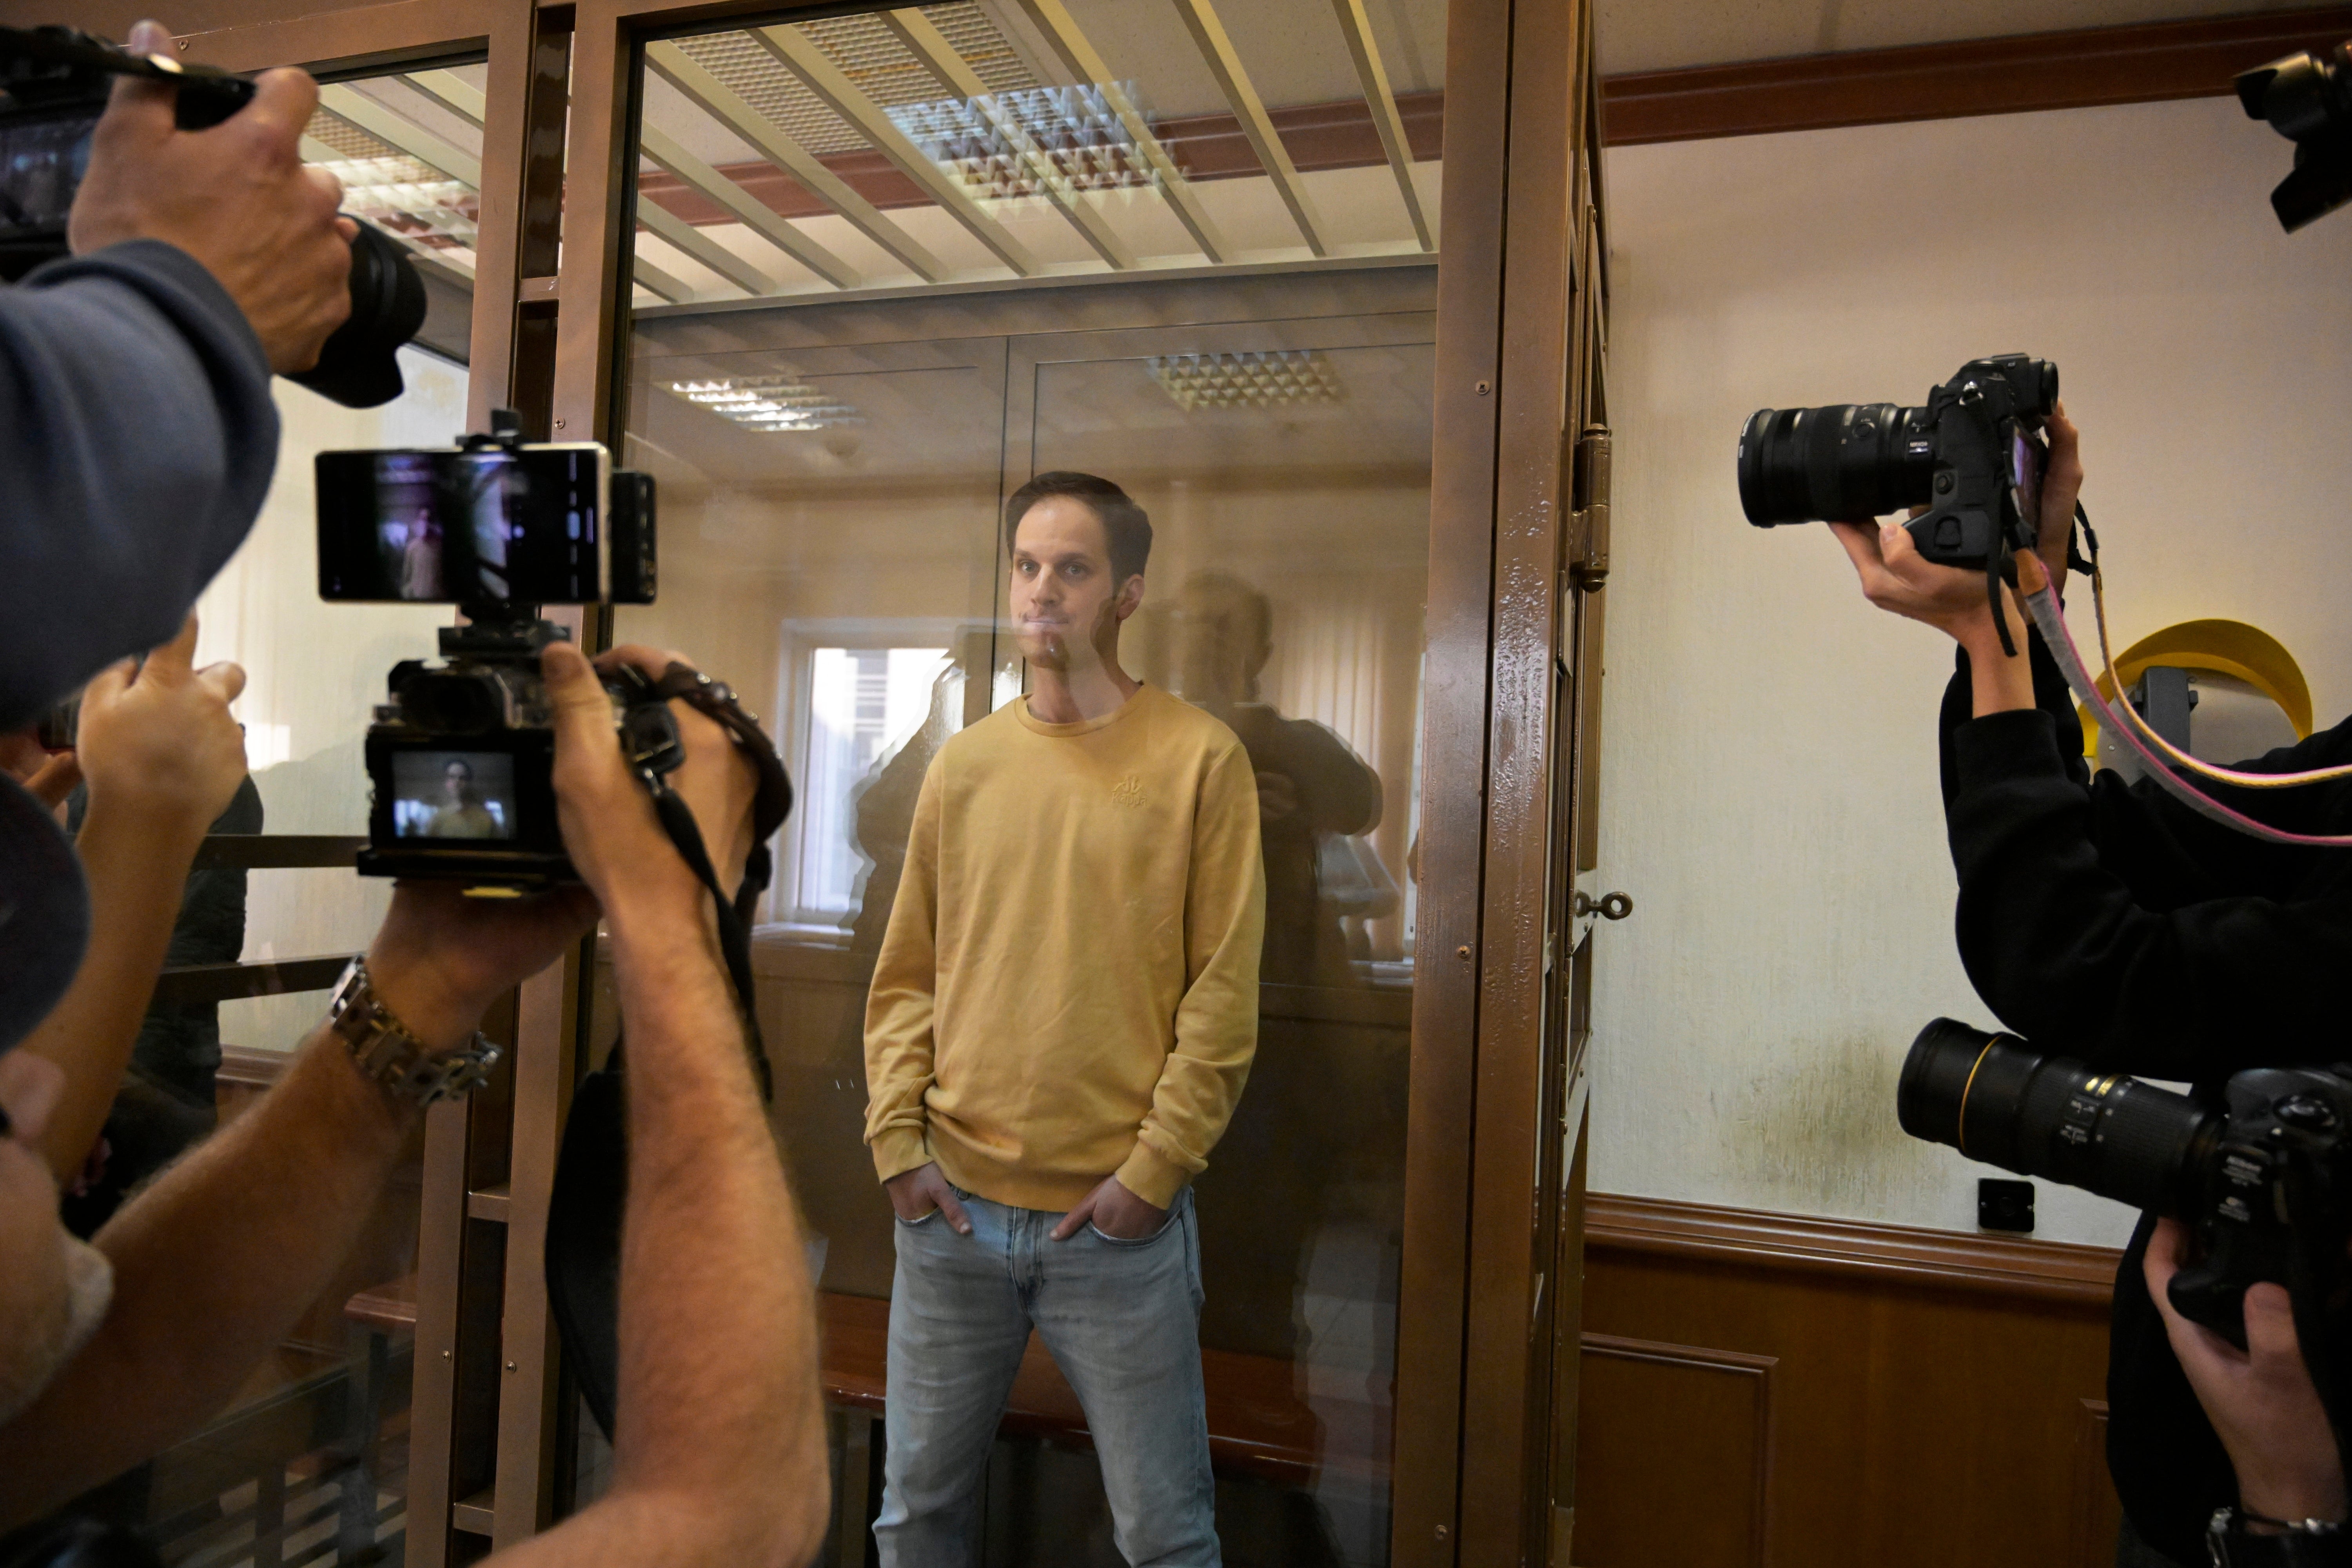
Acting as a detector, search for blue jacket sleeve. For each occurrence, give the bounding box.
[0,239,278,730]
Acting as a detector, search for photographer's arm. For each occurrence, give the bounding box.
[0,20,352,731]
[485,643,827,1568]
[15,619,247,1181]
[0,885,592,1525]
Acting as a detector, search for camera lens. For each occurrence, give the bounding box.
[1737,402,1934,526]
[1898,1018,2216,1218]
[2027,359,2059,417]
[285,222,426,410]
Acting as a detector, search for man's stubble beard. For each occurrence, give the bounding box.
[1017,599,1122,677]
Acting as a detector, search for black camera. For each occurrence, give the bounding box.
[0,24,425,408]
[1899,1019,2352,1350]
[321,412,661,888]
[1737,354,2057,570]
[2237,40,2352,232]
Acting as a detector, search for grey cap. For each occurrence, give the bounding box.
[0,771,89,1051]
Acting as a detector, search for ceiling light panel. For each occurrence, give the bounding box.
[1148,350,1344,410]
[889,81,1155,201]
[307,110,479,254]
[674,5,1039,161]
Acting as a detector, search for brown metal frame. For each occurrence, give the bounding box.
[152,7,552,1565]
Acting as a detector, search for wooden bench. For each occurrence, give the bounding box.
[815,1290,1389,1562]
[337,1276,1386,1560]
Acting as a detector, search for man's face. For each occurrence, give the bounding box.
[1009,498,1141,674]
[443,762,472,803]
[0,1052,111,1426]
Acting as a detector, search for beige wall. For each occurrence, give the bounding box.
[1592,96,2352,1246]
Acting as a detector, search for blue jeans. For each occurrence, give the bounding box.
[874,1184,1220,1568]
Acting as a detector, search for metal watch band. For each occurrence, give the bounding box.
[2212,1508,2352,1567]
[327,958,502,1105]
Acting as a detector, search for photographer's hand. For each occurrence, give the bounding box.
[67,20,355,374]
[1825,403,2082,718]
[2032,402,2084,591]
[1827,521,2041,716]
[2145,1217,2349,1528]
[543,640,759,928]
[16,616,248,1181]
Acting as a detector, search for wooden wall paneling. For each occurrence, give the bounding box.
[1604,5,2352,147]
[1389,0,1511,1553]
[1577,1195,2123,1566]
[1574,1334,1775,1568]
[2071,1399,2123,1568]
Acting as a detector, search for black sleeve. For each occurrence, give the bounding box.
[1940,646,2352,1077]
[0,240,279,730]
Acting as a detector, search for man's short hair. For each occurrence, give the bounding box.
[1005,472,1152,584]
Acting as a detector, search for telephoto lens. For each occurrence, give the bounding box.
[1736,402,1936,526]
[1897,1019,2218,1218]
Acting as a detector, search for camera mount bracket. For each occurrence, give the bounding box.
[457,407,526,453]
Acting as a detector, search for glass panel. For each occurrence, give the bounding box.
[613,5,1439,1559]
[34,63,484,1565]
[1025,323,1428,1563]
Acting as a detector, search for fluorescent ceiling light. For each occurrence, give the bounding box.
[670,375,864,432]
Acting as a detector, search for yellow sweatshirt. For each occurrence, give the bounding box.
[862,683,1266,1211]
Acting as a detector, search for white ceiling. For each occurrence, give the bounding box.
[1594,0,2343,76]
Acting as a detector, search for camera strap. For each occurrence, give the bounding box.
[547,659,794,1441]
[2021,505,2352,843]
[625,662,791,1100]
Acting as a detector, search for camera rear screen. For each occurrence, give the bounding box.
[2010,427,2045,530]
[316,447,603,604]
[0,109,98,243]
[391,751,517,841]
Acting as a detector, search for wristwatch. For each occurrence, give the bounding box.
[327,958,502,1105]
[2211,1508,2352,1566]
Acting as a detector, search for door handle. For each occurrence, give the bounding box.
[1572,890,1633,921]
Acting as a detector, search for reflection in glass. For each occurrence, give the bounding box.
[610,264,1429,1563]
[614,1,1445,1553]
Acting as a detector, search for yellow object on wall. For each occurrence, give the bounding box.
[2074,618,2314,758]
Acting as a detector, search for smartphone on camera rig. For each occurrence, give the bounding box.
[318,411,661,890]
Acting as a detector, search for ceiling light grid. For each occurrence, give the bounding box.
[674,5,1038,161]
[670,374,864,432]
[889,82,1155,202]
[1149,350,1345,411]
